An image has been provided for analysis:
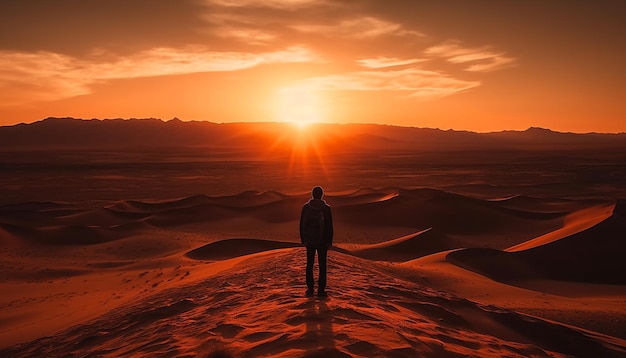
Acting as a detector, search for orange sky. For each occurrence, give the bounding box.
[0,0,625,132]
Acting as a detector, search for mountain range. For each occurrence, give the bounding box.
[2,117,625,151]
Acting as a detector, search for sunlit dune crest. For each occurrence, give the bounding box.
[506,201,615,252]
[376,192,399,202]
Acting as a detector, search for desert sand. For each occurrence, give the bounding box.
[2,119,626,356]
[1,188,625,357]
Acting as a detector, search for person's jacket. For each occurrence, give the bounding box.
[299,199,333,247]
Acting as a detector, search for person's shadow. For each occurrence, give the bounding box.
[304,298,341,357]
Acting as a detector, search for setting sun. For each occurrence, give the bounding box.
[275,87,325,127]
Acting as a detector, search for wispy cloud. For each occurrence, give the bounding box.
[200,8,279,45]
[463,56,515,72]
[358,57,426,69]
[285,68,479,100]
[215,28,278,45]
[426,42,515,72]
[206,0,325,9]
[292,16,423,39]
[0,46,318,104]
[106,46,317,76]
[203,0,423,46]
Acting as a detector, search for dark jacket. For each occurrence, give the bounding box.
[300,199,333,247]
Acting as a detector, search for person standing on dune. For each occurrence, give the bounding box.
[300,186,334,297]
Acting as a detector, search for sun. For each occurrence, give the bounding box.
[275,87,324,128]
[266,87,337,181]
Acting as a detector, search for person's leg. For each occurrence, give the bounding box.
[317,247,328,294]
[305,246,315,294]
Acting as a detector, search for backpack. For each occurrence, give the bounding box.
[301,205,325,246]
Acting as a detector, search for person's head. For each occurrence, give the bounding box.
[312,186,323,200]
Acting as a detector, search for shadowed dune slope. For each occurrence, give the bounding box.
[447,200,626,284]
[2,250,624,358]
[0,222,136,246]
[487,195,591,213]
[345,189,611,261]
[57,208,151,227]
[107,191,290,214]
[335,188,572,249]
[350,228,453,262]
[186,238,301,260]
[506,200,615,252]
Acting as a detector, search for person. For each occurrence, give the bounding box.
[300,186,333,297]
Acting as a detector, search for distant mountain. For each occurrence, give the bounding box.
[1,117,625,152]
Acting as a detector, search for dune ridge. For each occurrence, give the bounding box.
[350,229,451,262]
[2,250,624,357]
[186,238,301,260]
[506,200,615,252]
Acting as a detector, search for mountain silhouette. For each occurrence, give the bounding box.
[1,117,625,151]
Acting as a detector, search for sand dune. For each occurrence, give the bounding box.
[186,238,301,260]
[1,187,598,251]
[2,250,624,357]
[335,188,576,249]
[447,200,626,285]
[350,228,452,262]
[487,195,590,213]
[58,207,152,226]
[345,189,613,261]
[1,188,625,356]
[0,222,120,245]
[506,200,615,251]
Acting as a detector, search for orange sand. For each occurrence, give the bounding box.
[1,189,625,357]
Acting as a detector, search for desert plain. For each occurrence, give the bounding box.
[1,118,625,357]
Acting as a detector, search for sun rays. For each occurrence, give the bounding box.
[262,122,333,183]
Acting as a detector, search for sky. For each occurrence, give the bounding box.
[0,0,625,132]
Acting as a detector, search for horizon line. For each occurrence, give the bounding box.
[4,116,626,136]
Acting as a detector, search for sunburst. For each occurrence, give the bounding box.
[275,87,324,128]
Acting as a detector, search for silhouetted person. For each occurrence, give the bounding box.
[300,186,333,297]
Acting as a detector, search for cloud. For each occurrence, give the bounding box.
[103,46,317,76]
[293,16,423,39]
[202,3,421,45]
[0,52,88,103]
[285,68,479,100]
[0,46,318,105]
[200,9,280,45]
[0,1,511,111]
[358,57,426,69]
[200,1,336,46]
[206,0,324,8]
[464,55,515,72]
[426,42,516,72]
[213,28,278,45]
